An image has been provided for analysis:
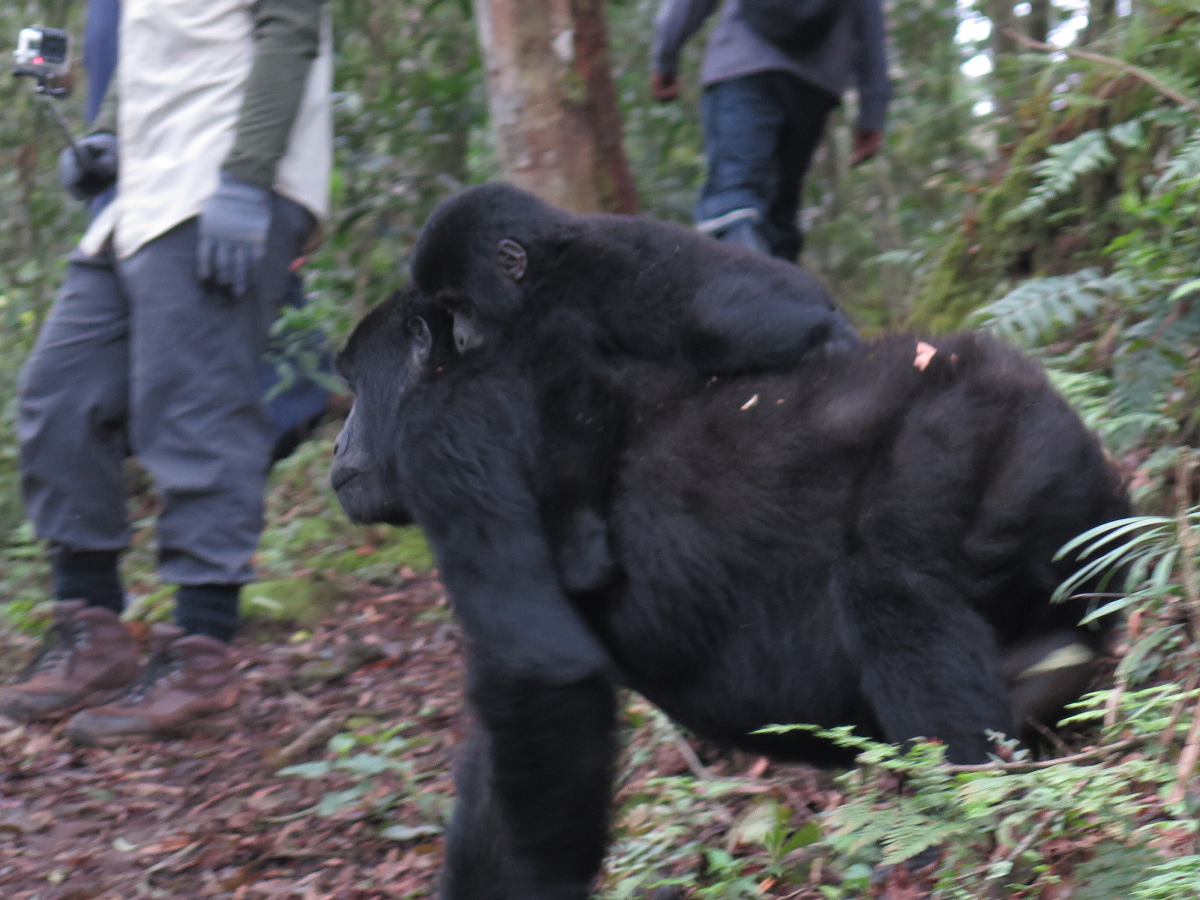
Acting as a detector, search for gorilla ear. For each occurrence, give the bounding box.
[496,239,527,281]
[406,317,433,372]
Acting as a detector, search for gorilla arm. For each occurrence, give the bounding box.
[394,372,618,899]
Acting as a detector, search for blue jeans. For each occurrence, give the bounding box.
[696,71,838,262]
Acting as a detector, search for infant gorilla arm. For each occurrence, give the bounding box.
[411,183,860,591]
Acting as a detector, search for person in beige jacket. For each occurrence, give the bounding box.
[0,0,332,746]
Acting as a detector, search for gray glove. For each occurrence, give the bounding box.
[58,132,118,201]
[198,171,272,298]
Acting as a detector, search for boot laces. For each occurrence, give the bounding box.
[16,618,78,682]
[115,647,183,706]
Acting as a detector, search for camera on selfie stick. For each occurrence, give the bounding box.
[12,27,93,169]
[13,25,72,89]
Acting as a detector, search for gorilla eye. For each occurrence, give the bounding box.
[496,239,527,281]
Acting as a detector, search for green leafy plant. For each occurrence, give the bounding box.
[278,724,447,839]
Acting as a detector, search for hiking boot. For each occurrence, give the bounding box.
[64,625,239,747]
[0,600,140,723]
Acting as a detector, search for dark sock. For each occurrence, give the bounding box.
[175,584,241,643]
[51,549,124,614]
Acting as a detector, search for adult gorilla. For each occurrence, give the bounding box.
[331,289,1129,900]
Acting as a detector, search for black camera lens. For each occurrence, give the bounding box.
[41,33,68,64]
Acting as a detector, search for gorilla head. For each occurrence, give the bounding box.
[330,289,448,526]
[411,184,572,355]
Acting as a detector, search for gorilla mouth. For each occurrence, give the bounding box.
[330,464,361,492]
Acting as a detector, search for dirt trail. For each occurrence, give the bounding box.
[0,575,463,900]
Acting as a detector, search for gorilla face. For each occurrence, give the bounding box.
[330,296,433,526]
[410,184,559,355]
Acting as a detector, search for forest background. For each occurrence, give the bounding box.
[3,1,1200,898]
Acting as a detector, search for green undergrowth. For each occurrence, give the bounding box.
[0,423,433,633]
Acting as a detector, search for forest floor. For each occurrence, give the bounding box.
[0,574,463,900]
[0,567,917,900]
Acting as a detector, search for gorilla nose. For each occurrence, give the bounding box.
[330,463,361,491]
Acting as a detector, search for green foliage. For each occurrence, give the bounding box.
[309,0,486,337]
[757,703,1198,900]
[804,0,986,329]
[973,267,1111,343]
[1004,129,1115,224]
[914,5,1200,330]
[278,723,449,834]
[0,2,90,545]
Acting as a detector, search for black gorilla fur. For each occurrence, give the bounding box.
[331,289,1130,900]
[411,183,861,592]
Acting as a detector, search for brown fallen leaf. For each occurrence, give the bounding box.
[914,341,938,371]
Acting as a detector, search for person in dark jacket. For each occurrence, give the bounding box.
[651,0,891,260]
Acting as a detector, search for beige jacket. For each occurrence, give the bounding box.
[81,0,333,259]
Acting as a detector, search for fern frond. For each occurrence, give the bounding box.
[1154,128,1200,190]
[1108,119,1145,150]
[1004,131,1115,224]
[971,268,1108,345]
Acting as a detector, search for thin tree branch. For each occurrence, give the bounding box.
[1160,674,1200,760]
[1104,675,1127,728]
[944,737,1144,774]
[668,725,713,780]
[1167,700,1200,806]
[1004,29,1200,115]
[1175,452,1200,640]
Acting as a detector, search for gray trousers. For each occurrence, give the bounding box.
[18,196,315,585]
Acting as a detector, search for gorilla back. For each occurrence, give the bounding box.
[331,292,1130,900]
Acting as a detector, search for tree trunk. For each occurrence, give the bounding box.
[473,0,638,214]
[987,0,1017,120]
[1084,0,1115,43]
[1027,0,1051,44]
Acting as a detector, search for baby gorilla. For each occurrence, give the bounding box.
[411,183,859,592]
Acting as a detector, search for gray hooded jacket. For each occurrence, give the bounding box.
[651,0,891,131]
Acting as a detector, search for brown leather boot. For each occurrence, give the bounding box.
[63,625,239,747]
[0,600,140,723]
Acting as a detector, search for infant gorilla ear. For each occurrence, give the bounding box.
[496,239,527,281]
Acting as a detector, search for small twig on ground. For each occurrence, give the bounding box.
[1167,699,1200,806]
[186,781,258,815]
[996,820,1045,878]
[667,725,712,780]
[1004,29,1200,115]
[142,841,202,876]
[945,737,1144,775]
[273,711,352,766]
[1028,716,1070,756]
[1149,298,1190,345]
[1159,674,1200,760]
[1104,676,1127,729]
[1174,452,1200,640]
